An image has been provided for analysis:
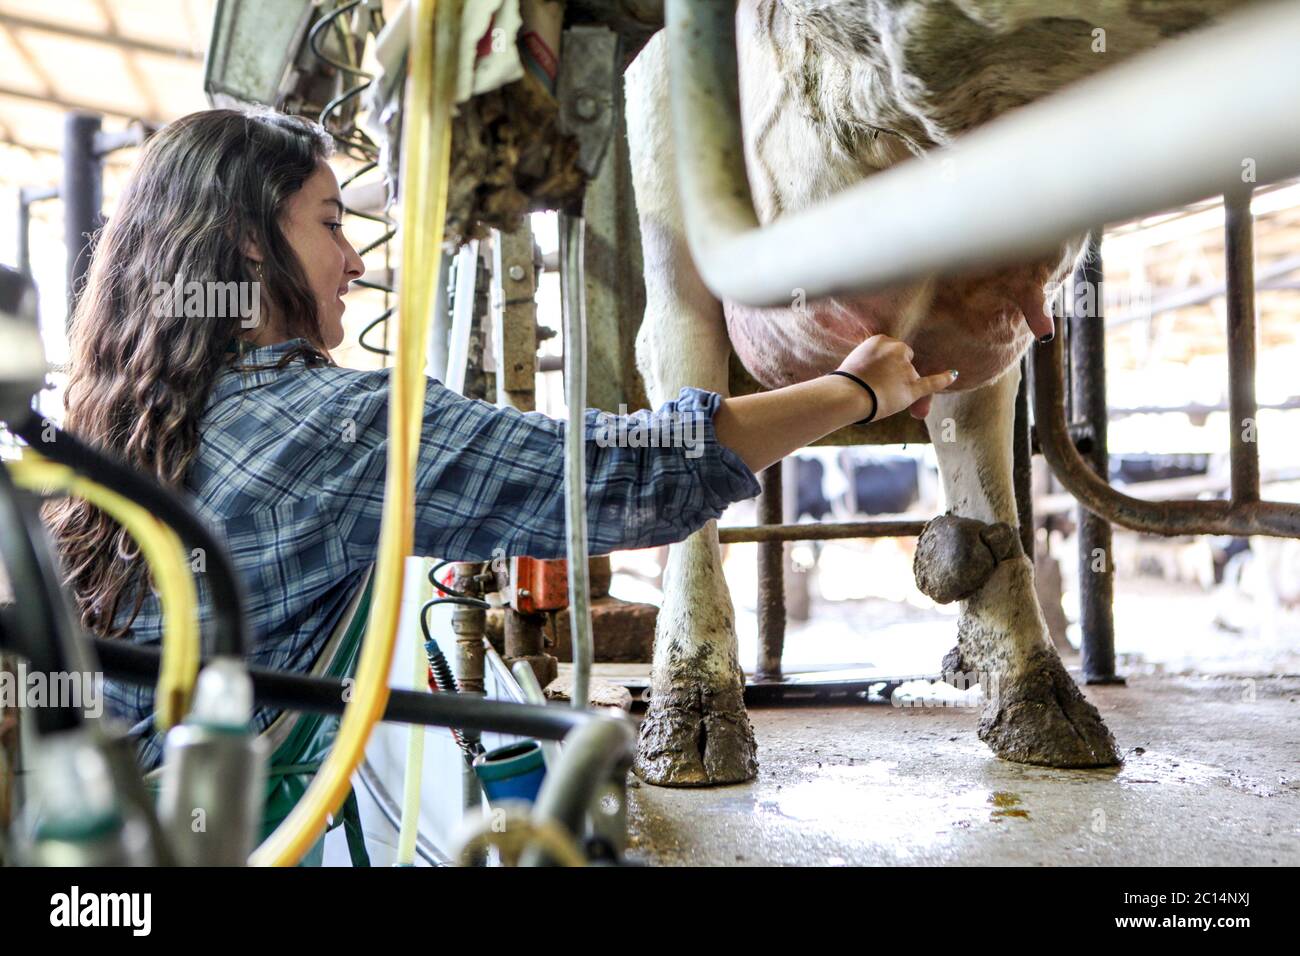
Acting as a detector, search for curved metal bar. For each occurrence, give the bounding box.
[1031,332,1300,539]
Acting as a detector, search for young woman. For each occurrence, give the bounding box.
[46,108,955,768]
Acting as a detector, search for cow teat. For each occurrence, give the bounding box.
[1018,290,1055,343]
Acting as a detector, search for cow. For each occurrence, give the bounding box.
[623,0,1250,785]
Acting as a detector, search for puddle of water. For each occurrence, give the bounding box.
[1118,752,1278,796]
[755,760,1029,857]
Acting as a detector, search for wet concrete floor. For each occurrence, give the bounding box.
[626,673,1300,865]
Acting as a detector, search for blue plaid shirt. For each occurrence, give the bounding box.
[102,338,761,769]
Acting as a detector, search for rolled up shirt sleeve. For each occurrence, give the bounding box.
[326,375,761,564]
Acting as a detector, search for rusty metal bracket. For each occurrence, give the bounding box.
[555,25,621,178]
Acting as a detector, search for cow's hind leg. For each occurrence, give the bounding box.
[626,32,757,786]
[922,364,1120,767]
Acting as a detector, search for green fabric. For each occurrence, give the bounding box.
[261,577,374,867]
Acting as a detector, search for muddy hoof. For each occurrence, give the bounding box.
[979,650,1121,768]
[914,514,1019,604]
[634,682,757,786]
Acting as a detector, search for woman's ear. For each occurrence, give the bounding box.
[241,236,263,266]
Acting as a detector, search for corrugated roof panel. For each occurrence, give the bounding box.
[108,0,210,54]
[134,51,209,119]
[0,0,111,31]
[16,29,152,119]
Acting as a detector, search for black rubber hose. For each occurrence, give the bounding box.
[418,597,485,757]
[7,411,249,659]
[88,638,618,742]
[0,467,85,733]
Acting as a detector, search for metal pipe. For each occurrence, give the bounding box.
[1068,237,1119,684]
[16,191,30,279]
[484,641,530,705]
[1031,309,1300,539]
[665,0,1300,308]
[90,638,608,742]
[503,609,557,688]
[1106,252,1300,328]
[450,563,486,695]
[1110,398,1300,420]
[559,212,594,712]
[92,123,155,157]
[509,659,548,706]
[17,185,57,278]
[755,463,785,681]
[510,659,563,771]
[1225,190,1260,505]
[718,519,929,544]
[61,112,102,318]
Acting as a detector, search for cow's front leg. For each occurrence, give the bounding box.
[635,520,757,785]
[626,31,757,786]
[629,283,757,786]
[922,363,1120,767]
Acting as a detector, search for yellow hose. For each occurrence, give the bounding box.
[6,453,201,729]
[250,0,459,866]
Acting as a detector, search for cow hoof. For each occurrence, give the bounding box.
[979,649,1121,768]
[634,682,757,786]
[914,514,1019,604]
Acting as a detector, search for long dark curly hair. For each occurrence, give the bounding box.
[46,108,336,637]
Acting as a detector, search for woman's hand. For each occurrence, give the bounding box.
[835,333,958,421]
[713,333,959,475]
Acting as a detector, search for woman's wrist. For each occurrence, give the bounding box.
[826,370,877,424]
[818,372,878,428]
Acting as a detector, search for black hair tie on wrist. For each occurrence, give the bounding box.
[828,369,878,425]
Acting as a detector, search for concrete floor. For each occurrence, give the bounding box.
[626,673,1300,866]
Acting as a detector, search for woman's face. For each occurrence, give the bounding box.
[272,161,365,350]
